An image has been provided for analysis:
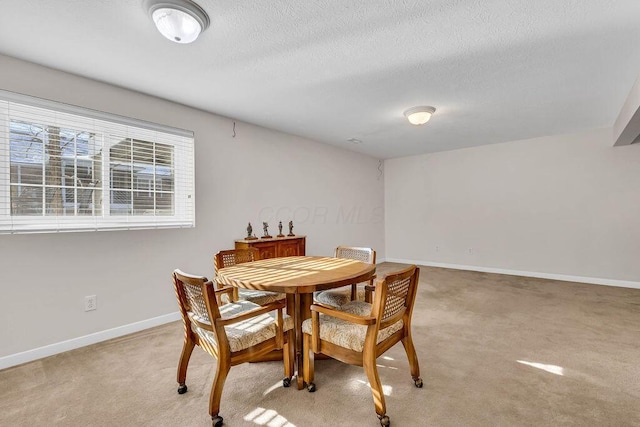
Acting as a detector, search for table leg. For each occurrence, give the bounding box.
[293,292,313,390]
[294,293,303,389]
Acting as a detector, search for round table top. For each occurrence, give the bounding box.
[216,256,376,294]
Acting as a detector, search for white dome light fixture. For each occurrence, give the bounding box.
[146,0,210,44]
[404,106,436,125]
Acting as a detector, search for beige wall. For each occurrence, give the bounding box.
[385,128,640,284]
[0,54,385,359]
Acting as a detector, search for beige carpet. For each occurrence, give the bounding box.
[1,263,639,427]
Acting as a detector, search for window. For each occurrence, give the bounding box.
[0,90,195,233]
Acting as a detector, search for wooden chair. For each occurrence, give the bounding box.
[214,248,286,305]
[302,265,422,427]
[314,246,376,307]
[172,269,294,427]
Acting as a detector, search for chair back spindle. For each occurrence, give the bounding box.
[214,248,259,272]
[335,246,376,264]
[378,268,417,329]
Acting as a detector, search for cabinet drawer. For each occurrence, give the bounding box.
[235,236,306,259]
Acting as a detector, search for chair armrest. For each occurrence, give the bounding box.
[309,303,376,325]
[214,286,236,297]
[213,286,237,304]
[216,300,286,327]
[311,301,338,311]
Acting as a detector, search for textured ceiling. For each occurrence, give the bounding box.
[0,0,639,159]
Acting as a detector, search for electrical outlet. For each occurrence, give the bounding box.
[84,295,97,311]
[435,245,440,252]
[468,247,473,255]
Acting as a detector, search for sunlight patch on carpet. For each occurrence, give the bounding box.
[262,381,285,396]
[244,407,296,426]
[376,363,398,370]
[355,379,393,396]
[517,360,564,376]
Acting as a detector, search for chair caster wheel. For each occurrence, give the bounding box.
[379,415,390,426]
[177,383,188,394]
[283,377,291,388]
[212,415,223,427]
[414,377,423,388]
[307,382,316,392]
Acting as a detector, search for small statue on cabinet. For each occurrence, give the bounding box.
[246,222,258,240]
[262,222,272,238]
[287,220,295,236]
[277,221,285,237]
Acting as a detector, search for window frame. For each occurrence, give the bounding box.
[0,90,195,234]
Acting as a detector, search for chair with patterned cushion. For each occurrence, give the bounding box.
[214,248,286,305]
[314,246,376,307]
[302,265,422,427]
[173,269,294,427]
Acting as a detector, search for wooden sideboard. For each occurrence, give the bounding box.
[235,235,306,260]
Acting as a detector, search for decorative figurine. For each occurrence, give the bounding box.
[246,222,257,240]
[262,221,272,238]
[287,220,295,236]
[277,221,285,238]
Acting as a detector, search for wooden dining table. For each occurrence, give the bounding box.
[216,255,376,389]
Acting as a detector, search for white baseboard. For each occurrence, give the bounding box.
[384,258,640,290]
[3,258,637,370]
[0,311,181,371]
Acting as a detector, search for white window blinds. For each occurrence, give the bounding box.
[0,90,195,234]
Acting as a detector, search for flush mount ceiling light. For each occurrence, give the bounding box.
[146,0,210,44]
[403,106,436,125]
